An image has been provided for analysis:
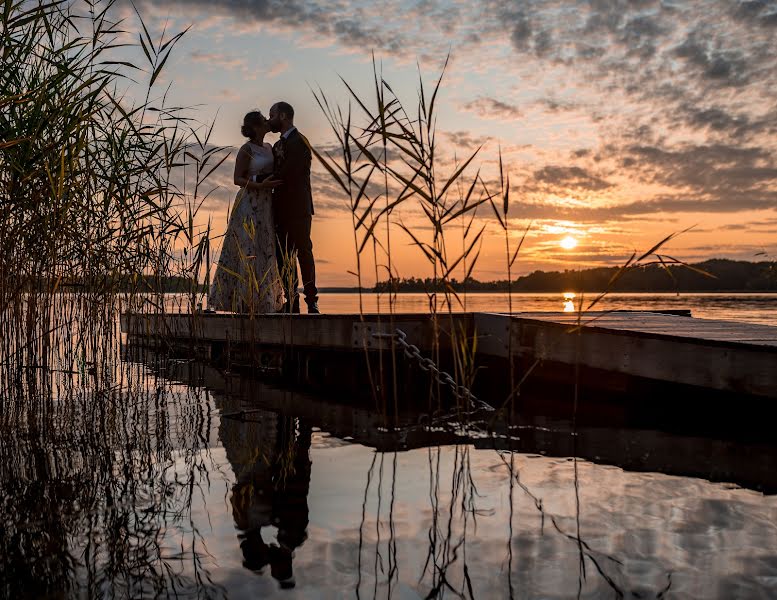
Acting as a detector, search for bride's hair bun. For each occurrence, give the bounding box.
[241,110,265,138]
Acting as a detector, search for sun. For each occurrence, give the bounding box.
[560,235,578,250]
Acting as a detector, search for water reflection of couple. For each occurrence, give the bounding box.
[223,411,312,589]
[208,102,319,314]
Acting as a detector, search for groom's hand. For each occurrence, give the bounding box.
[251,174,283,185]
[258,178,283,189]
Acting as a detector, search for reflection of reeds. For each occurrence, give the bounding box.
[0,341,227,597]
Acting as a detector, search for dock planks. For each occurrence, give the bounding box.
[511,311,777,348]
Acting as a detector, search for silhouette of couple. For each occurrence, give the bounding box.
[209,102,319,315]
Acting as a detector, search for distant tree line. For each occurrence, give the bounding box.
[374,259,777,293]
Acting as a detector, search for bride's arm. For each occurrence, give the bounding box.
[233,144,252,188]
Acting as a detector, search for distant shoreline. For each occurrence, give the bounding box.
[368,259,777,295]
[27,259,777,295]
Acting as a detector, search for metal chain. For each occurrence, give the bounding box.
[373,328,495,413]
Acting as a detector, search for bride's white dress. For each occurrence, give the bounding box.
[208,142,284,313]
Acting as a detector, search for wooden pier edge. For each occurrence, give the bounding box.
[121,310,777,398]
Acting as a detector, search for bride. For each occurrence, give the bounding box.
[208,111,285,313]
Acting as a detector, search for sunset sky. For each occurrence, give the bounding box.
[122,0,777,285]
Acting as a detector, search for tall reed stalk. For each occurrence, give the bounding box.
[313,57,494,420]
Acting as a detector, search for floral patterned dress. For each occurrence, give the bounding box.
[208,142,284,313]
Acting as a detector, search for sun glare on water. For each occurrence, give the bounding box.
[563,292,576,312]
[560,236,578,250]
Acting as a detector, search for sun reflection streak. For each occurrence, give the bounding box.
[563,292,576,312]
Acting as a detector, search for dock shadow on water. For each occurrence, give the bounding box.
[2,340,776,599]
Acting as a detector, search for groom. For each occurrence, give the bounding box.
[267,101,319,314]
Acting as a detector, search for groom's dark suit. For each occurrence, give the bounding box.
[272,127,317,312]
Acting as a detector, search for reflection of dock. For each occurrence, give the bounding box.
[122,310,777,398]
[162,362,777,494]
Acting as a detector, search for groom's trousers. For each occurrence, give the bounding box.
[275,216,318,313]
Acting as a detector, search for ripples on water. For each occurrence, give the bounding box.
[2,348,777,599]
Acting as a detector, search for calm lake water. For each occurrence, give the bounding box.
[2,293,777,598]
[315,292,777,326]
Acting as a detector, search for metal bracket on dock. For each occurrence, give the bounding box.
[351,322,421,350]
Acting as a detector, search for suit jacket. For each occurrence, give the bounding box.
[273,128,314,225]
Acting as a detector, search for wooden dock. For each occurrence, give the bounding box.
[122,310,777,399]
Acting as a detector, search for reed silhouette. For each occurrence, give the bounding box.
[1,1,228,595]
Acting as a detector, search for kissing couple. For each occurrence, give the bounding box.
[208,102,319,315]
